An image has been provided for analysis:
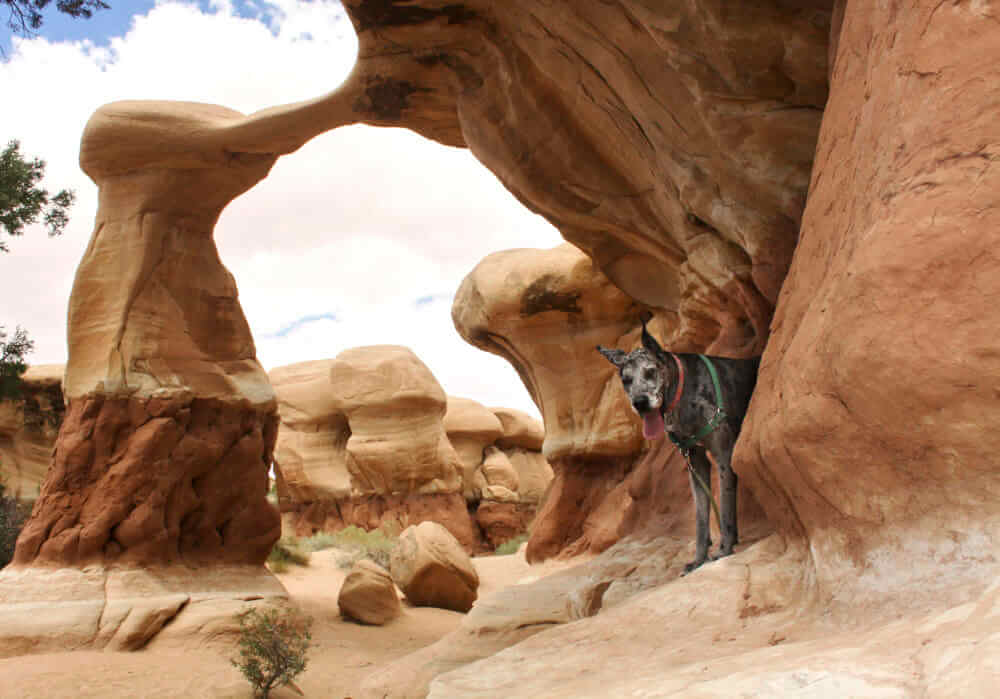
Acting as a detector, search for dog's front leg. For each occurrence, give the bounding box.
[684,448,713,574]
[717,455,739,558]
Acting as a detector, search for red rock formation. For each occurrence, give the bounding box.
[14,394,278,567]
[736,0,1000,611]
[0,102,287,654]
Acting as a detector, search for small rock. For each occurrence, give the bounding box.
[338,560,401,625]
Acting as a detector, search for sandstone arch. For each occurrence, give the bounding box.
[3,0,998,669]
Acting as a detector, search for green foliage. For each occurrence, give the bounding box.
[0,480,30,568]
[0,140,75,248]
[4,0,110,37]
[300,531,337,552]
[494,533,529,556]
[315,525,398,571]
[0,325,32,401]
[231,606,312,698]
[266,537,311,574]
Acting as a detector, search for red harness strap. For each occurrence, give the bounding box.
[663,352,685,413]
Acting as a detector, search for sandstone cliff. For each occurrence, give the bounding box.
[0,364,63,501]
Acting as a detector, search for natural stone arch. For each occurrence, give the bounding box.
[0,0,833,651]
[11,0,995,662]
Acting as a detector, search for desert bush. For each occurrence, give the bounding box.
[313,525,398,571]
[494,533,529,556]
[301,531,337,552]
[0,480,29,568]
[231,606,312,698]
[266,537,311,574]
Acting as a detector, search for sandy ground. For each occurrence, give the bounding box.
[0,547,576,699]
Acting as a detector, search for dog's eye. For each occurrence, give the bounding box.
[643,369,657,381]
[622,375,633,385]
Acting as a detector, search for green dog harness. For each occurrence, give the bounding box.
[668,354,727,453]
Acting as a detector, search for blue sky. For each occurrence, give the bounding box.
[3,1,157,54]
[6,2,158,46]
[1,0,561,417]
[1,1,321,54]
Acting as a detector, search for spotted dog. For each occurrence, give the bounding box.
[598,319,759,572]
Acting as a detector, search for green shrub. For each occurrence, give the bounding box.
[266,537,311,573]
[0,480,29,568]
[308,525,398,571]
[231,606,312,698]
[300,531,337,552]
[494,533,529,556]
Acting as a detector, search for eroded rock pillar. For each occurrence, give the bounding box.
[0,101,286,654]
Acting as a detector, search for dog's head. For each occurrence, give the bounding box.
[597,318,674,440]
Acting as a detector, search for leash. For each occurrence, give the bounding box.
[666,353,727,535]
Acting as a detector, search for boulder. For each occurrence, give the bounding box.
[0,364,63,501]
[389,522,479,613]
[338,559,402,626]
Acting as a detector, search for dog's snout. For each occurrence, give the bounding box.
[633,395,651,412]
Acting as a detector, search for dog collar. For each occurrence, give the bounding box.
[663,352,685,413]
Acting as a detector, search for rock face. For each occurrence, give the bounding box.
[0,101,286,653]
[734,0,1000,611]
[454,244,768,561]
[363,2,1000,696]
[338,559,402,626]
[389,521,479,613]
[0,364,64,501]
[271,354,551,552]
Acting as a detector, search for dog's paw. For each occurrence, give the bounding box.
[682,559,706,575]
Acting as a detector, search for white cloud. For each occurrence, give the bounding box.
[0,1,561,418]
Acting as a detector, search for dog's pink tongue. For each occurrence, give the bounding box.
[642,411,665,440]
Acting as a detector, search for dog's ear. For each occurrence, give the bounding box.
[640,317,671,365]
[596,345,627,368]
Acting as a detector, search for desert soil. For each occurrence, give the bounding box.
[0,547,577,698]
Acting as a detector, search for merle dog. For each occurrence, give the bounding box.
[598,320,759,573]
